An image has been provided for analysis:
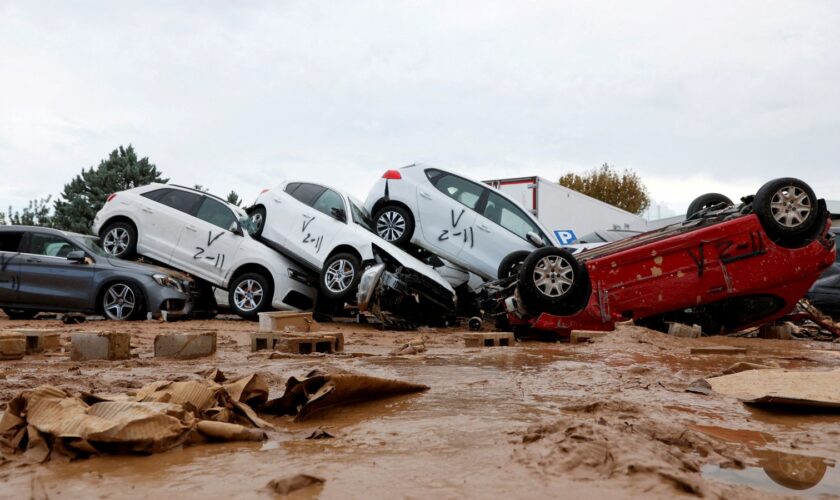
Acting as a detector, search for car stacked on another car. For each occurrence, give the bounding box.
[92,184,317,319]
[806,227,840,317]
[0,226,193,320]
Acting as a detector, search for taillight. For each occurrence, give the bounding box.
[382,169,402,180]
[260,188,270,194]
[106,193,116,202]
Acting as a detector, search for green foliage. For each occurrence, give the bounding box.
[226,190,242,207]
[558,163,651,215]
[52,145,168,233]
[193,185,209,192]
[6,196,54,227]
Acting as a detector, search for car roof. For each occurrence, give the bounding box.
[0,225,68,236]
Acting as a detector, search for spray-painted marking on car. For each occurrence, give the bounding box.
[192,230,227,270]
[303,233,324,252]
[438,209,475,248]
[0,253,21,286]
[302,214,315,232]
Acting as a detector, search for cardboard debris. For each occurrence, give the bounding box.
[706,368,840,409]
[267,474,325,495]
[196,421,265,442]
[390,338,426,355]
[261,369,429,420]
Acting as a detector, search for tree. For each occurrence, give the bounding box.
[6,196,54,227]
[558,163,651,215]
[226,190,242,207]
[52,145,168,233]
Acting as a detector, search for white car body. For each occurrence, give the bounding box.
[364,164,555,280]
[252,181,455,298]
[92,183,317,313]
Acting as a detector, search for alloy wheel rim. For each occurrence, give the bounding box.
[533,255,574,297]
[376,211,406,241]
[103,228,129,256]
[234,279,264,312]
[325,259,354,292]
[103,284,136,320]
[770,186,812,228]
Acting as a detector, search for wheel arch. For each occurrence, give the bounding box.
[94,277,150,316]
[372,199,415,223]
[229,263,276,290]
[327,245,365,263]
[98,215,137,237]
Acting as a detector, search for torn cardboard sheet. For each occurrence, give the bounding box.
[705,368,840,409]
[261,369,429,420]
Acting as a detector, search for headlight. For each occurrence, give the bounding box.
[152,273,185,293]
[356,264,386,311]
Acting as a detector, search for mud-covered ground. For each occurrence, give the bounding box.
[1,315,839,499]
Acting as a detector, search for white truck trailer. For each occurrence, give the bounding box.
[484,176,648,245]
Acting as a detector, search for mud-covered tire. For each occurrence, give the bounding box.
[248,205,266,238]
[100,281,146,321]
[753,178,819,245]
[319,253,362,302]
[517,247,589,316]
[2,308,39,320]
[373,205,414,247]
[229,273,273,320]
[100,221,137,259]
[497,250,531,279]
[686,193,733,219]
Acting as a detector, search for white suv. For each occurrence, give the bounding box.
[248,181,455,306]
[364,164,555,280]
[92,184,317,319]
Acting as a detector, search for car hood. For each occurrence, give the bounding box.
[355,230,454,294]
[104,257,191,280]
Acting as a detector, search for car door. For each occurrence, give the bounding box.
[416,169,479,260]
[138,188,204,263]
[16,232,95,310]
[172,196,245,284]
[468,191,546,277]
[281,183,344,269]
[0,231,24,305]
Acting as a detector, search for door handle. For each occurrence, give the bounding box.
[26,257,41,263]
[273,197,283,203]
[419,191,433,200]
[185,225,198,232]
[142,207,154,214]
[477,224,491,233]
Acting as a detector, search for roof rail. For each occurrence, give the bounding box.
[169,184,229,205]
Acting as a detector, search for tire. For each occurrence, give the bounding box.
[373,205,414,247]
[2,308,39,320]
[497,250,531,279]
[516,247,589,316]
[100,221,137,259]
[229,272,273,320]
[100,281,145,321]
[249,205,266,238]
[753,178,819,245]
[319,253,362,302]
[686,193,734,219]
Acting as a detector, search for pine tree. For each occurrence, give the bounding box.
[226,190,242,207]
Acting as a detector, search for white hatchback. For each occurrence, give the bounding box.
[92,183,317,319]
[364,164,555,280]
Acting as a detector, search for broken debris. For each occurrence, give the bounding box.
[706,368,840,410]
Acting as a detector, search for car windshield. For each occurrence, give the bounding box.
[240,215,258,236]
[78,235,114,257]
[349,199,374,232]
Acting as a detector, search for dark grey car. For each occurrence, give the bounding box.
[0,226,193,320]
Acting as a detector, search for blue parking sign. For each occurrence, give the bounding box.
[554,229,577,245]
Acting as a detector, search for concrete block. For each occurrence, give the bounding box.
[250,331,276,352]
[569,330,607,344]
[154,331,216,359]
[8,328,61,354]
[258,311,319,333]
[71,331,131,361]
[464,332,515,347]
[759,324,793,340]
[0,332,26,360]
[274,332,344,354]
[668,322,702,338]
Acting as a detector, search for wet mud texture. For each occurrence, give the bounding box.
[1,316,840,498]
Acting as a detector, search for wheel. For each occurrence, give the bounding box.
[229,273,273,320]
[516,247,589,316]
[373,205,414,247]
[753,178,819,245]
[100,282,145,321]
[686,193,733,219]
[319,253,362,302]
[2,308,39,320]
[249,206,266,238]
[497,250,531,279]
[100,221,137,259]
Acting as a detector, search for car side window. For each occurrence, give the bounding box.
[287,183,325,206]
[196,197,238,231]
[155,189,203,215]
[312,189,345,220]
[0,232,24,252]
[24,233,81,257]
[483,192,544,242]
[141,188,167,202]
[429,173,485,210]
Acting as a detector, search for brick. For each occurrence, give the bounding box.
[258,311,319,333]
[0,332,26,360]
[464,332,515,347]
[154,331,217,359]
[7,328,61,354]
[690,346,747,355]
[759,324,793,340]
[71,331,131,361]
[251,331,343,353]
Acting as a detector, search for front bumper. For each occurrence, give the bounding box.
[357,264,457,328]
[146,279,195,316]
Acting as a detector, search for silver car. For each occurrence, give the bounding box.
[0,226,194,320]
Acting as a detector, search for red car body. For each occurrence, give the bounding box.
[510,213,836,335]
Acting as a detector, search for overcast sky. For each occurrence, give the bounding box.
[1,1,838,217]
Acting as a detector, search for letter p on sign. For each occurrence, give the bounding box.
[554,230,577,245]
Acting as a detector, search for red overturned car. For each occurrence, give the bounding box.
[488,178,837,337]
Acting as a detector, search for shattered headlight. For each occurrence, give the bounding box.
[152,273,185,293]
[356,264,386,311]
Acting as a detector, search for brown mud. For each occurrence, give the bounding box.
[1,316,839,498]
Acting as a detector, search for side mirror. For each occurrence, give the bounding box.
[229,221,243,236]
[526,232,545,248]
[66,250,87,262]
[331,207,347,222]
